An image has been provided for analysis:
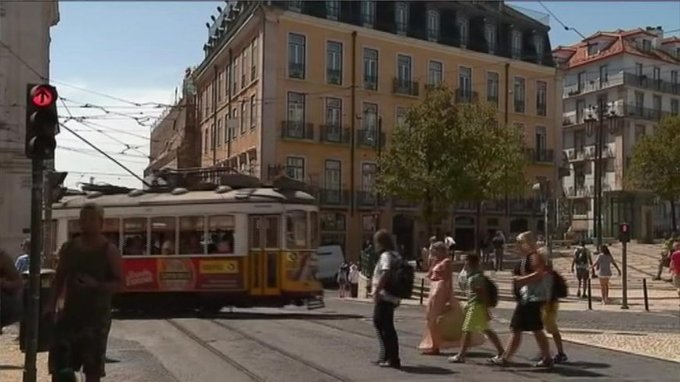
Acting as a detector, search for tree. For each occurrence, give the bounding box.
[627,116,680,233]
[376,86,466,236]
[453,103,528,252]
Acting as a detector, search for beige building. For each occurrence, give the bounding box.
[191,1,559,259]
[0,0,60,256]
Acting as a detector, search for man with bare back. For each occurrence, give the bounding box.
[46,203,122,382]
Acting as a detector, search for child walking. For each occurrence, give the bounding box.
[448,253,504,363]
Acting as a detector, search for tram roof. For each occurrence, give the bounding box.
[53,187,317,209]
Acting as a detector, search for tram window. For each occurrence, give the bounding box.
[265,216,279,248]
[310,211,319,248]
[286,211,307,249]
[179,216,205,255]
[151,217,177,255]
[122,218,148,256]
[208,215,235,254]
[102,218,120,250]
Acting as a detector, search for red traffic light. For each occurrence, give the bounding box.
[30,85,56,108]
[620,223,629,232]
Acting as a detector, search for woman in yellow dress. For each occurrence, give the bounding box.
[418,242,484,355]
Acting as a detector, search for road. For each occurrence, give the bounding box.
[104,297,680,382]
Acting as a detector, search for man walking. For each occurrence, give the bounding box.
[571,241,592,298]
[371,229,401,369]
[491,231,505,271]
[46,203,122,382]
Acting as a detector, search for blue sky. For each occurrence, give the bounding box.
[50,1,680,188]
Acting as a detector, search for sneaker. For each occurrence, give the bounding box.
[534,358,554,368]
[448,354,465,363]
[378,360,401,369]
[489,355,508,367]
[553,353,568,364]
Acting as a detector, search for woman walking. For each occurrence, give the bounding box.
[418,242,483,355]
[591,245,621,304]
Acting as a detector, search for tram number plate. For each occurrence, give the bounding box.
[199,259,238,274]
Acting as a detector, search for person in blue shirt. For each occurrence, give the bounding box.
[14,239,30,274]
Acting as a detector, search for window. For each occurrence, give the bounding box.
[426,10,439,41]
[635,63,643,77]
[577,71,586,92]
[326,0,339,20]
[642,39,651,51]
[395,2,408,35]
[635,91,644,114]
[225,116,231,143]
[397,54,412,84]
[327,41,343,85]
[225,63,231,97]
[536,81,547,116]
[363,103,378,132]
[251,37,258,80]
[286,156,305,181]
[535,126,547,153]
[458,66,472,101]
[587,43,599,56]
[232,57,239,92]
[320,212,346,249]
[396,107,407,128]
[179,216,205,254]
[361,163,377,203]
[286,211,308,249]
[599,65,608,87]
[672,71,678,86]
[203,129,208,153]
[250,95,256,129]
[288,33,306,79]
[671,99,679,116]
[241,101,248,133]
[485,23,497,53]
[427,61,442,88]
[363,48,378,90]
[216,118,223,147]
[514,77,525,113]
[361,0,375,27]
[207,216,235,254]
[653,95,662,119]
[325,97,342,141]
[511,30,522,58]
[123,218,148,256]
[324,160,342,203]
[241,47,248,87]
[151,217,176,255]
[288,0,301,11]
[231,107,238,137]
[487,72,499,105]
[653,66,661,83]
[287,92,305,124]
[534,35,544,61]
[217,71,222,102]
[458,17,469,47]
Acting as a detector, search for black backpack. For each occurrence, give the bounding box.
[575,248,589,265]
[383,252,415,299]
[482,276,499,307]
[552,270,568,299]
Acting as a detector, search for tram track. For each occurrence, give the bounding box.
[210,319,351,382]
[166,319,266,382]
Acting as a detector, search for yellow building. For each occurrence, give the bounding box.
[192,1,560,260]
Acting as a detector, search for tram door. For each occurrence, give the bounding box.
[248,215,281,296]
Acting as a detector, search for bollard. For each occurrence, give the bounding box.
[642,278,649,312]
[587,277,593,310]
[419,279,425,305]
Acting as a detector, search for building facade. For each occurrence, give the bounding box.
[192,0,559,259]
[0,0,59,256]
[555,27,680,241]
[145,68,200,178]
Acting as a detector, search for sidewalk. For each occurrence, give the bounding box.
[0,325,50,382]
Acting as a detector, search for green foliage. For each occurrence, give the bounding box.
[377,86,527,232]
[627,116,680,202]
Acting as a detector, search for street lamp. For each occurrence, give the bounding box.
[533,181,552,257]
[584,99,621,250]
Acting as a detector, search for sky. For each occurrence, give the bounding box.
[51,1,680,189]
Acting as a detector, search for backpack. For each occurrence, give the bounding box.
[383,252,415,299]
[551,271,568,299]
[575,248,589,265]
[482,276,499,308]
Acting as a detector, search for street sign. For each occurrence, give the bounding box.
[30,85,55,107]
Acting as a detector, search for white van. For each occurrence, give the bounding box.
[315,245,345,282]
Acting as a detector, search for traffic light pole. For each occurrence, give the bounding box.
[23,158,44,382]
[621,241,629,309]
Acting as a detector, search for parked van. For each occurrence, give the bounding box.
[316,245,345,283]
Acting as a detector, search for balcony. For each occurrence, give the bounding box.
[319,124,349,144]
[566,185,593,199]
[392,78,419,96]
[318,188,350,206]
[514,100,525,113]
[289,62,305,79]
[623,104,672,122]
[364,75,378,91]
[525,148,554,163]
[327,68,342,85]
[427,28,439,42]
[455,89,478,103]
[563,71,625,98]
[623,73,680,95]
[357,129,385,149]
[356,191,386,208]
[281,121,314,140]
[537,104,547,116]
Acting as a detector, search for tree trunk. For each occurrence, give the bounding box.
[474,200,482,255]
[424,191,434,238]
[671,199,677,234]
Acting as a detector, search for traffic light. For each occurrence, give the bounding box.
[25,84,59,159]
[48,171,68,202]
[619,222,631,243]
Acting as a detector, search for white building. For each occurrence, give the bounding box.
[555,27,680,241]
[0,0,60,256]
